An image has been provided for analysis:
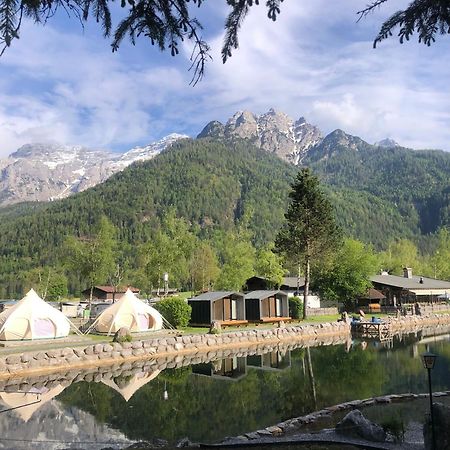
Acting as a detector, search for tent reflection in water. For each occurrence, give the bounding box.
[102,369,161,401]
[90,289,164,335]
[0,289,70,340]
[0,385,66,422]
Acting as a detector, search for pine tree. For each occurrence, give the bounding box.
[275,168,340,319]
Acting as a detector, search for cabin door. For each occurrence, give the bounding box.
[223,298,231,320]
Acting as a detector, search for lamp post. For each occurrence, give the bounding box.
[422,351,437,450]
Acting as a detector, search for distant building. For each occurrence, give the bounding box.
[82,286,140,302]
[244,276,305,295]
[371,268,450,305]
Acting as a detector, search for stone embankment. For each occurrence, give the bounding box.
[388,313,450,333]
[0,321,350,379]
[0,313,449,380]
[221,391,450,445]
[0,333,348,391]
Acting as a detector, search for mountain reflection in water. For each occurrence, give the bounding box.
[0,327,449,448]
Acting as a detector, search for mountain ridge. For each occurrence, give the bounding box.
[0,133,188,205]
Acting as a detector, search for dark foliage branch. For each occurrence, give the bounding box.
[0,0,286,84]
[358,0,450,47]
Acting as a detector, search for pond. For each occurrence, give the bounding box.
[0,329,449,449]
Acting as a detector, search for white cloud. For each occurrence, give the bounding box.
[0,0,450,157]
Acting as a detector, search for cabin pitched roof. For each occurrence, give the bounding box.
[189,291,243,302]
[244,290,287,300]
[281,277,305,289]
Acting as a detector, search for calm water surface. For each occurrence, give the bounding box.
[0,330,449,449]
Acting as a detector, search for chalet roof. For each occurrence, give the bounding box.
[358,288,386,300]
[371,274,450,290]
[189,291,244,302]
[82,286,140,294]
[244,290,287,300]
[281,277,305,289]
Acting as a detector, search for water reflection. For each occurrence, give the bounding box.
[192,357,247,381]
[102,369,161,402]
[0,327,448,447]
[247,349,291,371]
[0,384,65,422]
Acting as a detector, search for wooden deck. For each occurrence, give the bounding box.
[351,321,392,341]
[259,316,292,324]
[219,319,249,328]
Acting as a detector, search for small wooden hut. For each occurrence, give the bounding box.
[244,290,290,323]
[188,291,246,326]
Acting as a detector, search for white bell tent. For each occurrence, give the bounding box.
[90,289,164,335]
[0,289,71,340]
[0,385,66,422]
[102,369,161,401]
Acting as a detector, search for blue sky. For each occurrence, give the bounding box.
[1,0,450,156]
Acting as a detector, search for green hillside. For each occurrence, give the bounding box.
[0,135,448,297]
[304,130,450,235]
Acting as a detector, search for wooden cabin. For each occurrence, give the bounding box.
[244,290,290,323]
[188,291,247,326]
[82,286,140,302]
[244,276,305,296]
[356,288,386,313]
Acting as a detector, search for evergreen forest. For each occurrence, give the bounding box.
[0,136,448,298]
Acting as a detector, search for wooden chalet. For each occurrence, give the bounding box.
[244,276,305,295]
[188,291,246,326]
[244,290,290,323]
[82,286,140,302]
[371,268,450,306]
[356,288,386,313]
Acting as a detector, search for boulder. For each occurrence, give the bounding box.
[424,402,450,450]
[113,327,131,343]
[335,409,386,442]
[209,321,222,334]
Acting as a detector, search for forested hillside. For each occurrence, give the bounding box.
[0,135,448,297]
[305,130,450,235]
[0,139,296,296]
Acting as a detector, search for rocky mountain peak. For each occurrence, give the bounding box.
[197,109,323,164]
[375,138,400,148]
[197,121,225,139]
[0,134,187,206]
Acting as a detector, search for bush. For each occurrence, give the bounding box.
[380,414,405,443]
[289,296,303,319]
[154,296,192,328]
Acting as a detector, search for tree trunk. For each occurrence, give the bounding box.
[89,285,94,310]
[303,256,310,320]
[305,346,317,410]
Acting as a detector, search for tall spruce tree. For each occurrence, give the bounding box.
[275,168,340,319]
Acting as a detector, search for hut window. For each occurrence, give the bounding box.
[231,299,237,320]
[276,298,282,317]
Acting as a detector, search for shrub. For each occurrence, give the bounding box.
[289,296,303,319]
[380,414,405,443]
[154,296,192,328]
